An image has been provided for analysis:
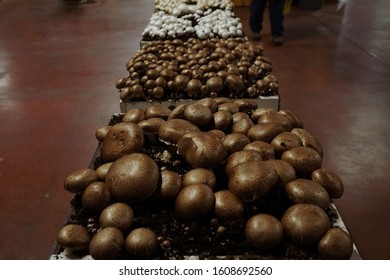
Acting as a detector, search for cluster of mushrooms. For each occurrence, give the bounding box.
[116,38,278,103]
[154,0,233,14]
[146,0,239,40]
[57,98,353,260]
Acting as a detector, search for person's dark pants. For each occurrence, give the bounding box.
[250,0,285,36]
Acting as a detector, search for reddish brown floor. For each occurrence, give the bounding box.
[0,0,389,260]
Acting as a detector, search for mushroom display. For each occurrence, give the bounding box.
[143,4,241,40]
[55,0,352,261]
[58,99,353,259]
[116,38,277,103]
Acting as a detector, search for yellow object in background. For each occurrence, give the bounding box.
[284,0,293,15]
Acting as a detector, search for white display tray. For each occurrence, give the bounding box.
[119,95,280,113]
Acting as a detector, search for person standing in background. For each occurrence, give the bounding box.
[249,0,286,46]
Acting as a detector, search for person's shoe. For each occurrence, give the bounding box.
[272,35,284,46]
[252,32,261,41]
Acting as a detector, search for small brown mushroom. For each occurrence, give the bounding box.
[158,119,200,144]
[89,227,124,260]
[64,168,99,193]
[183,168,216,189]
[81,182,112,214]
[56,224,90,253]
[281,204,331,246]
[101,123,144,162]
[285,179,331,210]
[178,131,227,168]
[214,190,245,221]
[125,228,158,257]
[175,184,215,220]
[106,153,160,203]
[311,168,344,199]
[245,214,283,250]
[281,147,322,176]
[228,161,278,202]
[99,203,135,234]
[318,228,353,260]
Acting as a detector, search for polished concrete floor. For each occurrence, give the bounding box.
[0,0,389,260]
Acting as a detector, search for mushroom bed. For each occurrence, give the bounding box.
[144,1,240,41]
[56,98,354,260]
[116,38,278,104]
